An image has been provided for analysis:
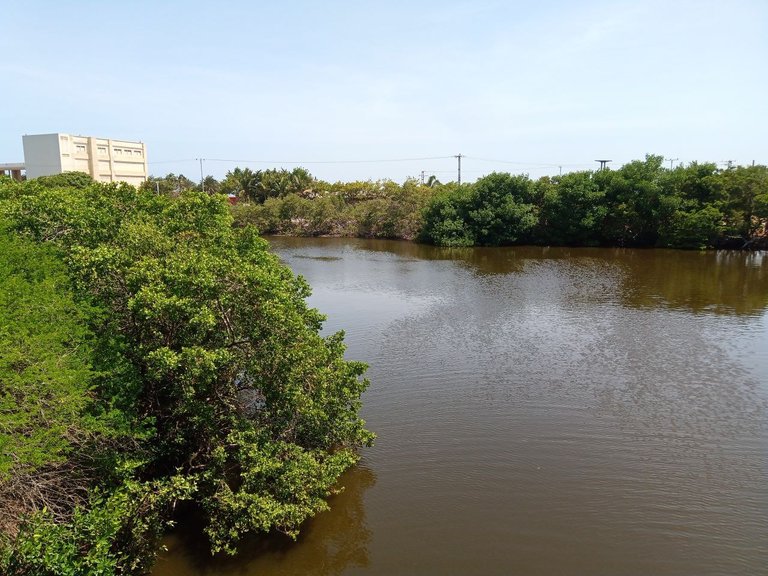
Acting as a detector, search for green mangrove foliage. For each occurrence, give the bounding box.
[418,175,539,247]
[0,175,373,574]
[156,156,766,249]
[231,178,433,239]
[419,156,768,249]
[0,227,119,543]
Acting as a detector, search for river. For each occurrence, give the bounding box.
[153,238,768,576]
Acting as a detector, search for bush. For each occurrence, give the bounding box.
[0,181,374,572]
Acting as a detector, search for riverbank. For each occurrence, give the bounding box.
[256,228,768,251]
[153,236,768,576]
[228,156,768,251]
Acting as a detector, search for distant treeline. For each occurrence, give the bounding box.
[142,155,768,249]
[143,168,433,240]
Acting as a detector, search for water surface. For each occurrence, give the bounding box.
[154,239,768,576]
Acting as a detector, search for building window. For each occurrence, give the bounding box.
[114,148,122,155]
[134,150,143,157]
[98,147,107,155]
[76,144,86,153]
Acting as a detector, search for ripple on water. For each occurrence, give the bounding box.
[155,240,768,576]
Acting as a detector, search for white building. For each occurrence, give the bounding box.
[0,162,24,181]
[22,133,148,187]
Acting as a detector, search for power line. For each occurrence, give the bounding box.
[147,159,197,165]
[203,155,454,165]
[428,170,493,174]
[147,155,615,171]
[466,155,564,168]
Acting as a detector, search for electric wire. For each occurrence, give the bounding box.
[202,155,454,165]
[148,155,602,171]
[464,156,595,168]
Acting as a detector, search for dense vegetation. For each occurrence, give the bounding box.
[420,156,768,249]
[0,155,764,571]
[231,178,433,239]
[142,169,434,240]
[161,156,767,249]
[0,174,373,574]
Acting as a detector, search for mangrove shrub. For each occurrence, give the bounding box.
[0,179,373,573]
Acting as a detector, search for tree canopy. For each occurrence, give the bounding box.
[142,156,767,250]
[0,177,373,574]
[419,156,768,249]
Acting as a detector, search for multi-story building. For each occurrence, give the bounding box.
[0,162,25,181]
[22,133,148,187]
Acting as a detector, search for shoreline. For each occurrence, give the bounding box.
[261,231,768,252]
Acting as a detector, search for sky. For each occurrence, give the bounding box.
[1,0,766,183]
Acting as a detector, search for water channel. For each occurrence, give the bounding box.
[154,238,768,575]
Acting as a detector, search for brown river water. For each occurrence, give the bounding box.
[153,238,768,576]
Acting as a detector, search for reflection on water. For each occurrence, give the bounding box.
[155,238,768,576]
[153,466,375,576]
[604,248,768,316]
[349,238,768,315]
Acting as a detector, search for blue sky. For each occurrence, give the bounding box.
[1,0,766,182]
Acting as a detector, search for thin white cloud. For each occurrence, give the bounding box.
[1,0,766,181]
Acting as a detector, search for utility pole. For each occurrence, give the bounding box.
[595,159,612,171]
[198,158,205,192]
[668,158,678,170]
[455,153,463,185]
[420,170,426,186]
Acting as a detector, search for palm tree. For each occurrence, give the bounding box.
[222,167,263,202]
[201,175,221,194]
[426,175,442,188]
